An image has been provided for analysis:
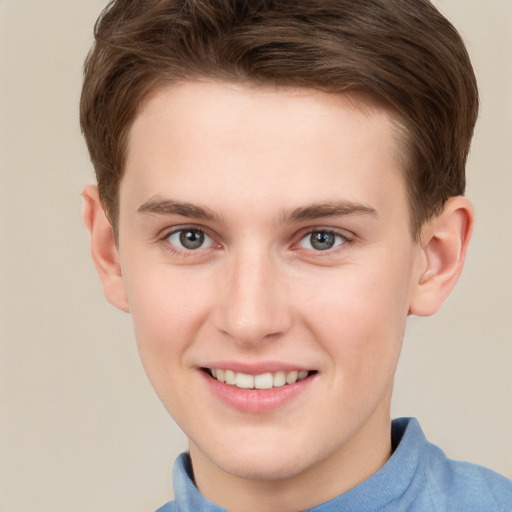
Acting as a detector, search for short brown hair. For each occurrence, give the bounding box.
[80,0,478,237]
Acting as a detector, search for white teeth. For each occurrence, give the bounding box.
[209,369,311,389]
[225,370,236,385]
[236,373,254,389]
[273,371,286,387]
[298,370,308,381]
[286,370,299,385]
[254,373,273,390]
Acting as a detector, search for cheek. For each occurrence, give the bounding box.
[123,267,215,419]
[301,259,411,389]
[124,266,213,371]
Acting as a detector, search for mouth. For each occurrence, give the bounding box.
[203,368,315,390]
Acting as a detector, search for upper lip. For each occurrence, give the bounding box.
[200,361,314,375]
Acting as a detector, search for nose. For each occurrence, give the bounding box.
[213,249,292,347]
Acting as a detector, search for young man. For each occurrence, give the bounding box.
[80,0,512,510]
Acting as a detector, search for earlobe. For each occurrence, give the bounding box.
[82,185,129,312]
[409,196,474,317]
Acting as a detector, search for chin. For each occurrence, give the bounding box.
[216,452,310,482]
[195,430,334,482]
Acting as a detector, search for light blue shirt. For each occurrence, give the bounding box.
[156,417,512,511]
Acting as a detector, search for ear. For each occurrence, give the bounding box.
[409,196,474,317]
[82,185,129,312]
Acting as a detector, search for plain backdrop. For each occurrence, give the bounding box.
[0,1,511,511]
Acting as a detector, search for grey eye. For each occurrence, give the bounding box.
[168,229,213,250]
[299,231,345,251]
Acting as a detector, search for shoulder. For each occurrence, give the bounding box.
[390,418,512,512]
[154,501,175,512]
[423,436,512,512]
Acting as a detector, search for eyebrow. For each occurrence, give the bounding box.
[282,201,378,223]
[137,196,378,224]
[137,196,222,222]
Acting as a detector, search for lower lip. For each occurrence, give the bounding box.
[200,371,316,413]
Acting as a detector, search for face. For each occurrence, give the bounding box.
[116,81,424,490]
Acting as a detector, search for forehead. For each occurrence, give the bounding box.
[121,80,407,223]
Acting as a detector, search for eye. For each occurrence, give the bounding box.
[299,230,346,251]
[167,228,214,251]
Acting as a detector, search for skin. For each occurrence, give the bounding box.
[83,81,473,512]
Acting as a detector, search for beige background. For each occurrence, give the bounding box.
[0,1,511,511]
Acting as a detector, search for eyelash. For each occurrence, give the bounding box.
[160,226,218,256]
[159,226,354,257]
[296,228,352,254]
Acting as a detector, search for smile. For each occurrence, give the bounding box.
[208,368,311,390]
